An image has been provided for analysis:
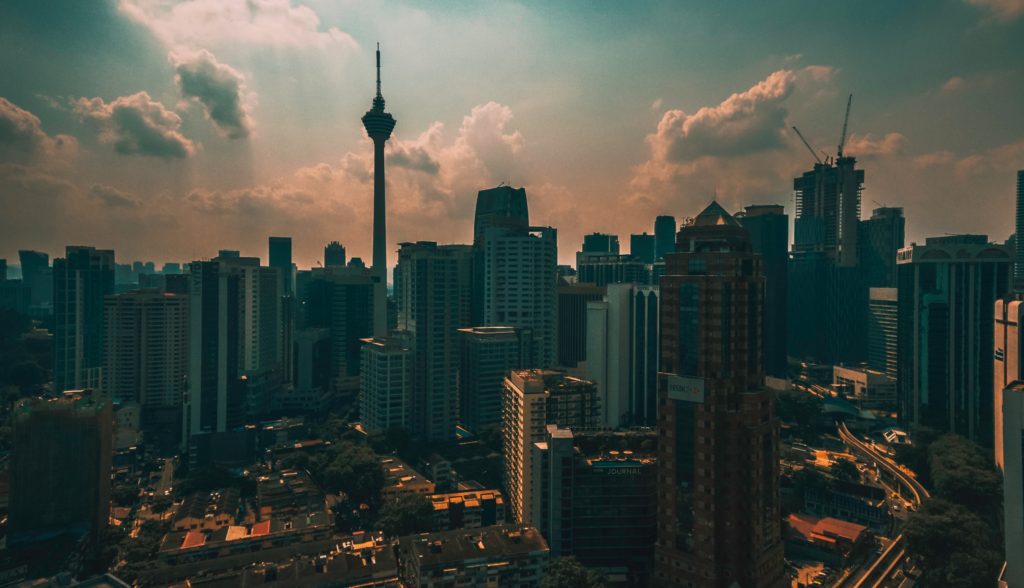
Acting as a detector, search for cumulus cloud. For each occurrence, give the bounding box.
[171,50,254,139]
[629,66,835,216]
[844,132,909,158]
[89,184,140,208]
[118,0,357,50]
[965,0,1024,21]
[941,76,966,93]
[73,92,195,159]
[0,97,78,164]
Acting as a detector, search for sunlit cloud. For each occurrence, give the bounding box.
[73,92,196,159]
[171,50,255,139]
[0,97,78,165]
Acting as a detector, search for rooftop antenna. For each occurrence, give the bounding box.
[791,126,824,165]
[837,93,852,158]
[375,42,382,98]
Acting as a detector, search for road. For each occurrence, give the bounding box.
[834,421,929,588]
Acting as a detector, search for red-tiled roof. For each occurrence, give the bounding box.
[182,530,207,549]
[250,520,271,537]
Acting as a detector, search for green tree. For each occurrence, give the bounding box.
[542,557,607,588]
[316,442,385,505]
[377,494,433,537]
[904,498,1002,588]
[927,435,1002,520]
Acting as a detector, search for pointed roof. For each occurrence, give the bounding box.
[692,201,740,227]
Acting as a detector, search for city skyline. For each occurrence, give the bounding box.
[3,0,1024,268]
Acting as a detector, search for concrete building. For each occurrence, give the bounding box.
[380,456,436,500]
[586,283,660,427]
[54,246,115,392]
[359,335,412,434]
[19,249,52,310]
[1000,381,1024,588]
[833,366,896,410]
[268,236,294,297]
[868,287,898,380]
[1016,170,1024,288]
[556,281,604,368]
[858,207,905,288]
[304,266,377,395]
[630,232,656,264]
[655,202,784,588]
[429,489,505,531]
[582,233,619,254]
[737,204,789,378]
[654,215,677,261]
[458,326,528,431]
[995,297,1024,469]
[324,241,346,268]
[186,256,281,441]
[395,242,473,441]
[793,157,864,268]
[396,525,549,588]
[103,289,189,450]
[532,426,657,584]
[897,235,1012,448]
[9,390,112,544]
[502,370,601,527]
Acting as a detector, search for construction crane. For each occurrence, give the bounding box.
[837,93,852,158]
[791,126,823,165]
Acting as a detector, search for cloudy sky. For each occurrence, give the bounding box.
[2,0,1023,269]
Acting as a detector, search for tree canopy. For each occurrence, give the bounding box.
[377,493,433,538]
[904,498,1002,588]
[541,557,607,588]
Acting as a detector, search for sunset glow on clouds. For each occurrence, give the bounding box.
[1,0,1023,268]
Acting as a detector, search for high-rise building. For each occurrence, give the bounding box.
[395,242,473,441]
[897,235,1012,448]
[324,241,347,268]
[556,281,604,368]
[0,258,6,280]
[360,335,412,434]
[576,253,650,287]
[655,202,784,587]
[53,246,115,392]
[868,287,898,380]
[532,426,658,584]
[586,283,660,427]
[10,390,112,544]
[654,215,677,261]
[477,209,557,368]
[995,295,1024,469]
[630,232,656,264]
[793,157,864,267]
[502,370,601,527]
[582,233,619,254]
[1015,170,1024,288]
[458,326,529,431]
[268,236,294,296]
[104,289,189,450]
[186,255,281,439]
[19,249,52,308]
[1000,381,1024,587]
[738,204,789,378]
[362,44,396,338]
[304,266,377,395]
[858,207,905,288]
[217,249,240,259]
[473,185,529,244]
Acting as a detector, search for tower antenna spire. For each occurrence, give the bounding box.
[376,42,382,98]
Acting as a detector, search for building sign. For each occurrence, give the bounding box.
[666,374,705,403]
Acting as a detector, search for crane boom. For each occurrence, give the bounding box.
[791,126,823,165]
[837,93,852,158]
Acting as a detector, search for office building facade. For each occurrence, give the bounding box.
[304,266,377,394]
[995,296,1024,468]
[458,326,528,431]
[655,215,677,261]
[54,246,115,392]
[868,287,898,380]
[1000,381,1024,588]
[655,202,784,588]
[858,207,905,288]
[360,336,412,434]
[556,281,605,368]
[738,204,789,378]
[630,233,656,264]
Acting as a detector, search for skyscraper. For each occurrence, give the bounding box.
[654,215,676,261]
[304,266,377,394]
[858,206,905,288]
[473,185,529,244]
[630,233,656,264]
[502,370,601,527]
[104,289,189,450]
[1016,170,1024,287]
[586,283,660,427]
[582,233,619,254]
[898,235,1011,448]
[395,242,473,441]
[737,204,789,378]
[19,249,52,308]
[555,281,604,368]
[362,44,396,338]
[53,246,115,392]
[324,241,347,268]
[655,202,784,587]
[10,389,112,544]
[995,297,1023,469]
[868,287,898,380]
[459,326,529,431]
[360,335,412,434]
[793,157,864,267]
[1000,381,1024,587]
[268,236,294,296]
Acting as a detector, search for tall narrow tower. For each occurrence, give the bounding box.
[362,44,396,336]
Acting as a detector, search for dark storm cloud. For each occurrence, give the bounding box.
[388,143,440,174]
[0,97,77,164]
[171,50,253,139]
[73,91,195,159]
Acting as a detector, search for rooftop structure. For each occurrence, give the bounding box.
[397,525,548,587]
